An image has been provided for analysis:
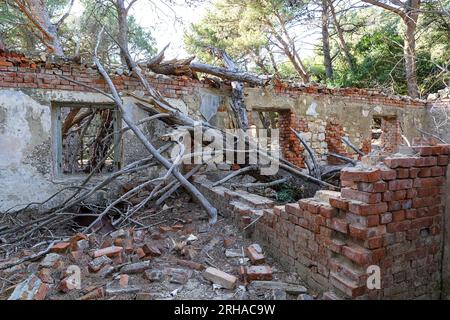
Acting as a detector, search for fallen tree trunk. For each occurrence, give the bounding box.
[211,48,249,130]
[291,128,321,178]
[190,62,269,86]
[94,29,218,224]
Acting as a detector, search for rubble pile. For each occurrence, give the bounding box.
[0,203,312,300]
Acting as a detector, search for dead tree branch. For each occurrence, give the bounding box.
[93,28,218,224]
[342,136,365,156]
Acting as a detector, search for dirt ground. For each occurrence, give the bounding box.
[0,194,312,300]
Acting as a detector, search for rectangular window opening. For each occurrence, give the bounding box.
[53,103,122,176]
[371,116,382,150]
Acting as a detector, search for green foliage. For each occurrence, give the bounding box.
[186,1,450,97]
[184,0,269,66]
[0,0,156,64]
[276,184,302,203]
[75,0,156,63]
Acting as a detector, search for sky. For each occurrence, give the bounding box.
[71,0,320,60]
[129,0,211,58]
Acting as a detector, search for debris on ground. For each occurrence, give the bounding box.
[0,198,312,300]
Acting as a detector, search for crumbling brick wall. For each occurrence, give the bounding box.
[380,117,402,154]
[0,49,439,170]
[192,144,449,299]
[278,110,307,167]
[325,120,349,165]
[0,51,210,99]
[251,145,449,299]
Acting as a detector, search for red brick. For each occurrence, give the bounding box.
[342,245,372,265]
[349,223,368,240]
[348,201,387,216]
[388,200,412,211]
[396,168,409,179]
[92,246,123,258]
[50,242,71,253]
[412,146,434,156]
[405,209,417,219]
[177,259,205,271]
[203,267,237,289]
[329,272,366,298]
[430,166,444,176]
[57,277,78,293]
[330,218,348,234]
[329,196,349,211]
[357,181,387,193]
[406,188,417,199]
[341,188,381,204]
[414,177,444,188]
[416,187,440,197]
[319,205,338,218]
[366,236,383,249]
[415,157,437,167]
[119,274,129,288]
[383,157,415,168]
[416,206,441,218]
[393,190,407,200]
[409,167,420,178]
[245,244,265,265]
[383,191,394,202]
[386,221,411,233]
[244,265,273,281]
[371,248,386,262]
[33,283,49,300]
[322,237,345,253]
[285,203,301,216]
[79,287,104,300]
[367,215,380,227]
[437,155,449,166]
[380,168,397,180]
[0,61,13,67]
[306,201,320,214]
[392,210,405,222]
[340,168,381,182]
[388,179,413,191]
[411,217,433,229]
[412,196,441,208]
[418,167,431,177]
[433,145,450,154]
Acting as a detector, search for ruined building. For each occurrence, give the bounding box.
[1,50,450,299]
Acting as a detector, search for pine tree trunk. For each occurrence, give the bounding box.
[16,0,64,56]
[403,0,420,98]
[328,0,354,70]
[115,0,131,67]
[322,0,333,79]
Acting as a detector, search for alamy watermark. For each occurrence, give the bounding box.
[366,265,381,290]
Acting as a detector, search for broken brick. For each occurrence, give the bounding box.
[340,168,381,182]
[203,267,237,290]
[88,255,112,273]
[57,276,78,293]
[141,243,161,257]
[119,274,129,288]
[50,242,71,253]
[245,244,265,265]
[245,266,273,281]
[92,246,123,258]
[120,261,150,274]
[159,226,172,233]
[79,287,104,300]
[176,259,205,271]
